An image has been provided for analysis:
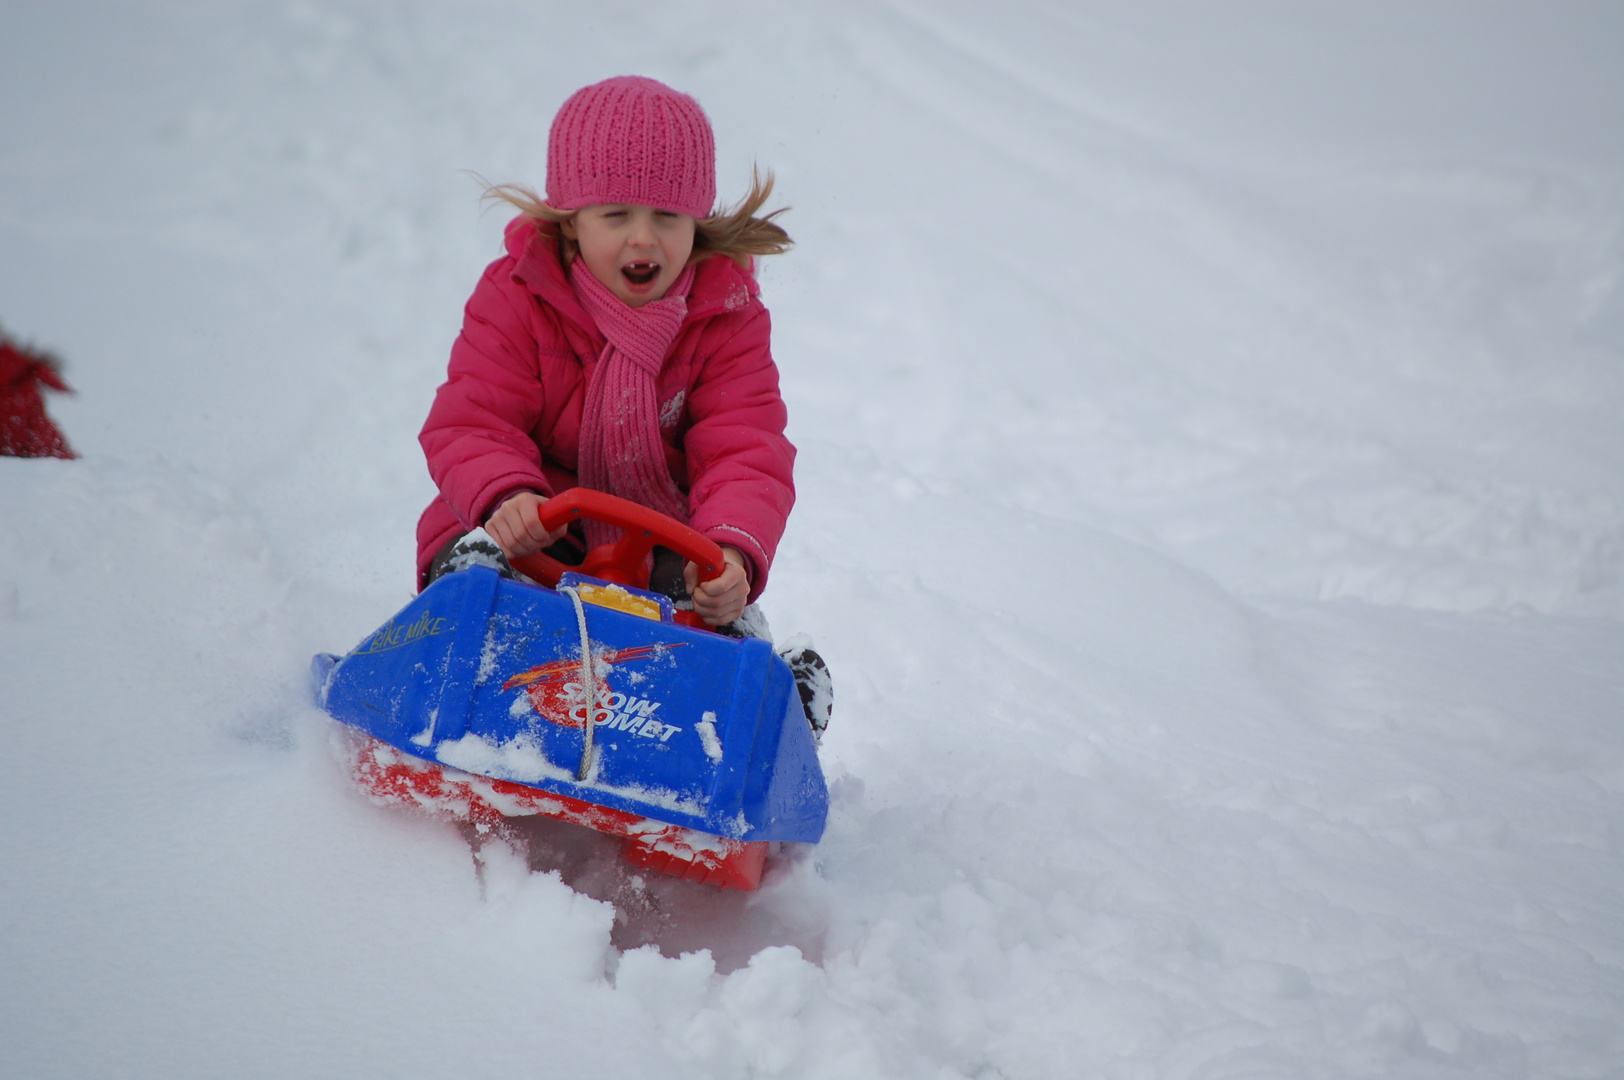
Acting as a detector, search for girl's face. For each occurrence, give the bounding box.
[563,204,697,308]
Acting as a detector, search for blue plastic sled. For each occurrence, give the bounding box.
[312,490,828,889]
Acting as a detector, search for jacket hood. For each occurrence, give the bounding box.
[504,216,760,337]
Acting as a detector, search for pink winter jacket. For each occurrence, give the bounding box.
[416,217,796,600]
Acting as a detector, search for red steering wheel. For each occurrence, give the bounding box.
[509,489,726,600]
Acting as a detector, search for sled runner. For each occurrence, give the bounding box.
[312,488,828,891]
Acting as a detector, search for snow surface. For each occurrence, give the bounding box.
[3,2,1623,1077]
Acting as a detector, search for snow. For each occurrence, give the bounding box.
[436,731,567,786]
[3,2,1622,1077]
[698,711,725,763]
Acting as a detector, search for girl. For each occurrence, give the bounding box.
[415,75,829,733]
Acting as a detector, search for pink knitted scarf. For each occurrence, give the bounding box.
[570,259,697,549]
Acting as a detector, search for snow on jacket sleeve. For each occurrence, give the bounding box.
[682,303,796,603]
[419,257,557,532]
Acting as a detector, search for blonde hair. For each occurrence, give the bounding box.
[482,166,792,270]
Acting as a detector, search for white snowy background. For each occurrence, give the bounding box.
[4,2,1622,1077]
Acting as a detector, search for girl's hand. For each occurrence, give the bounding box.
[685,545,750,626]
[485,491,568,560]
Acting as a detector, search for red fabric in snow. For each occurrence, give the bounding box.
[416,217,795,598]
[1,339,75,460]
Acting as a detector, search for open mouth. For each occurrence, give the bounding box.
[621,262,660,286]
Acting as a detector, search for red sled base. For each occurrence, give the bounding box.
[345,728,772,891]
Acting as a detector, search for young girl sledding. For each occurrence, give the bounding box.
[415,75,829,735]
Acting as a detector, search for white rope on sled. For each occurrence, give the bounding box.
[558,585,596,781]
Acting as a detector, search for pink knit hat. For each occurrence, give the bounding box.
[546,76,716,219]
